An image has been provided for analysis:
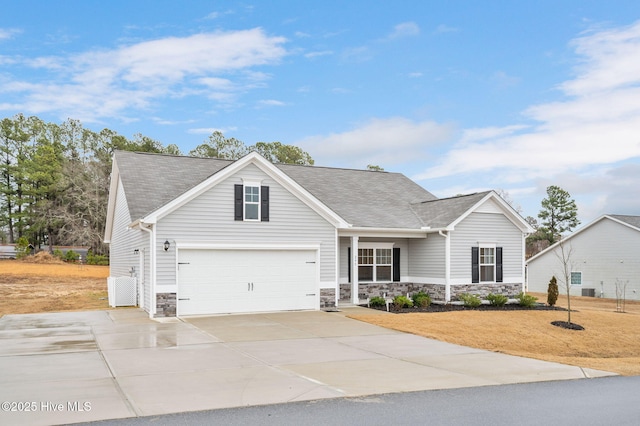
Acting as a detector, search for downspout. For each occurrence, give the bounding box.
[138,222,156,318]
[439,230,451,302]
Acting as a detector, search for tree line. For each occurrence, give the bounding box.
[0,114,313,256]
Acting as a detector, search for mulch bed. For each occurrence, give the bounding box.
[364,303,568,314]
[551,320,585,330]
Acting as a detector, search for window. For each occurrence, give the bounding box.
[472,246,503,284]
[244,186,260,220]
[357,246,392,282]
[571,271,582,285]
[235,183,269,222]
[479,247,495,282]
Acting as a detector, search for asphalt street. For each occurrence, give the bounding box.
[82,376,640,426]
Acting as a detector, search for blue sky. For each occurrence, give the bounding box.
[2,1,640,226]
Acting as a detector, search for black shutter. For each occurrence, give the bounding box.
[347,247,351,283]
[234,184,243,221]
[261,186,269,222]
[496,247,503,283]
[393,247,401,282]
[471,247,479,283]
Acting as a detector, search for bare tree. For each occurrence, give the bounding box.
[615,278,628,313]
[555,239,576,325]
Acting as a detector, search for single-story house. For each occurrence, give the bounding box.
[526,214,640,300]
[104,150,534,317]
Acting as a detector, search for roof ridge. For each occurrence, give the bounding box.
[411,190,490,205]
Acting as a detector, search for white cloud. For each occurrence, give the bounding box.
[387,22,420,39]
[0,28,288,122]
[304,50,333,58]
[434,24,459,34]
[296,117,454,168]
[0,28,21,40]
[414,20,640,220]
[257,99,286,107]
[417,21,640,182]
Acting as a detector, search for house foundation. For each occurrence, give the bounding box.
[339,282,523,303]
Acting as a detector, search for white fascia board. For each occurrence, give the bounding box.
[142,151,349,228]
[339,227,430,239]
[103,157,120,243]
[448,191,535,234]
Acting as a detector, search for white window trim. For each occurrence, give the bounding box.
[357,242,394,283]
[479,243,496,283]
[242,179,262,222]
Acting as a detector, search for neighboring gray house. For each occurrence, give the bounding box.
[527,215,640,300]
[104,151,534,317]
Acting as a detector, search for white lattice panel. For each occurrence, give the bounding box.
[107,276,137,307]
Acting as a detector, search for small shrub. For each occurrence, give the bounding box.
[547,276,559,306]
[52,248,65,259]
[486,293,508,307]
[516,292,538,308]
[369,296,386,308]
[392,295,413,310]
[64,249,80,262]
[87,252,109,265]
[458,293,482,308]
[412,291,431,307]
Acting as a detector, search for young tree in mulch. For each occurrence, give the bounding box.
[552,240,584,331]
[547,276,559,306]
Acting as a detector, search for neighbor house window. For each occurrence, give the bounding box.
[480,246,495,282]
[571,271,582,285]
[357,245,393,282]
[244,186,260,220]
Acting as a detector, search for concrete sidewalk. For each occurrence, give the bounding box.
[0,308,615,425]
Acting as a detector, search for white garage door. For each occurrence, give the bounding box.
[177,249,318,316]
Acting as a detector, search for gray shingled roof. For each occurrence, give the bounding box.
[410,192,491,229]
[609,214,640,230]
[115,151,233,220]
[114,151,484,229]
[276,163,437,228]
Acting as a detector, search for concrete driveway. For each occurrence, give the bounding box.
[0,308,615,425]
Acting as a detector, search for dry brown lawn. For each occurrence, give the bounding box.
[351,292,640,376]
[0,258,109,315]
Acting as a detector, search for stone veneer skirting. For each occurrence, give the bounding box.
[320,288,336,309]
[156,292,177,317]
[340,282,522,302]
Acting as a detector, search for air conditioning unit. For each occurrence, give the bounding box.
[582,288,596,297]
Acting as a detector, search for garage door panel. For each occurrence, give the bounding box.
[177,249,318,316]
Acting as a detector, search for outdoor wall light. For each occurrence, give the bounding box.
[163,240,171,251]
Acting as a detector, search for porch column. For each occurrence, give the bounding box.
[351,236,359,304]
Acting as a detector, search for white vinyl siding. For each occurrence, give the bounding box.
[156,164,336,287]
[108,180,150,312]
[109,180,147,278]
[527,218,640,299]
[450,212,522,283]
[408,235,445,279]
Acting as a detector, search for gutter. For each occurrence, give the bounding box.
[137,222,156,318]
